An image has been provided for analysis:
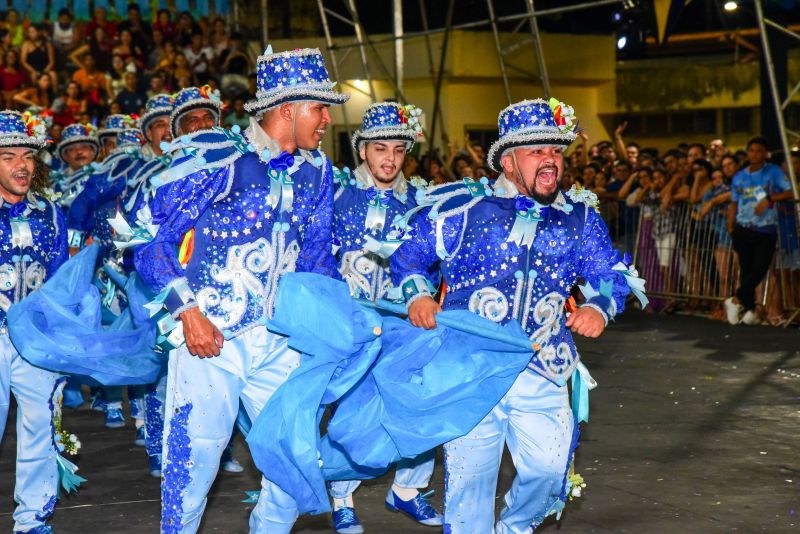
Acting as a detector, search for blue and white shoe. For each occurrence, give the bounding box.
[130,395,144,420]
[385,489,443,526]
[14,526,53,534]
[90,392,106,412]
[104,406,126,429]
[134,425,146,446]
[148,454,162,478]
[332,507,364,534]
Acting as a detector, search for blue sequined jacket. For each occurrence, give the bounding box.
[333,163,426,300]
[53,164,96,211]
[390,175,631,384]
[134,126,339,338]
[123,153,170,220]
[66,149,146,252]
[0,194,68,328]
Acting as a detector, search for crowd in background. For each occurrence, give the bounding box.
[0,3,253,132]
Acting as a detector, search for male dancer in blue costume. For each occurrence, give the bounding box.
[66,117,146,431]
[121,93,175,478]
[330,101,442,533]
[52,123,99,210]
[391,98,635,533]
[135,47,347,533]
[0,110,69,534]
[122,88,243,477]
[122,94,174,228]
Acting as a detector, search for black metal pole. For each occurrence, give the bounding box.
[428,0,456,159]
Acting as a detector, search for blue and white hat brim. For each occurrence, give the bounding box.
[351,127,417,153]
[243,85,350,117]
[487,129,576,172]
[170,100,221,137]
[0,134,46,150]
[57,136,100,161]
[140,108,172,141]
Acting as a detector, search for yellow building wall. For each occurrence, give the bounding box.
[264,31,618,160]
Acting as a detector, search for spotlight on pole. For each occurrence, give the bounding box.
[724,1,738,11]
[617,35,628,50]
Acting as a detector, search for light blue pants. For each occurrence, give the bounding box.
[443,369,575,534]
[160,325,301,534]
[0,334,62,532]
[329,450,436,499]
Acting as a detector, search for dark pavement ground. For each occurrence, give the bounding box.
[2,311,799,533]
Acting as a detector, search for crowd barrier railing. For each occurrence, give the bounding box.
[600,197,800,325]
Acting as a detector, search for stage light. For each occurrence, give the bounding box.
[612,11,622,23]
[724,1,738,11]
[617,35,628,50]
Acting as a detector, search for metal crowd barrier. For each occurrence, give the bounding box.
[600,197,800,326]
[773,201,800,326]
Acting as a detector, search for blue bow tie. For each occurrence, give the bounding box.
[366,187,394,203]
[515,195,545,214]
[269,151,295,172]
[8,202,26,219]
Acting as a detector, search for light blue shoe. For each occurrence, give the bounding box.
[220,442,244,473]
[104,406,126,429]
[385,489,443,526]
[134,425,146,446]
[332,507,364,534]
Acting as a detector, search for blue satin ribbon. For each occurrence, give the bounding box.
[363,234,407,259]
[365,187,393,231]
[222,127,253,154]
[570,361,597,423]
[145,288,187,352]
[268,152,295,213]
[56,455,87,494]
[612,255,649,308]
[506,196,547,248]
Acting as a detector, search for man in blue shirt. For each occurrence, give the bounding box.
[725,137,794,325]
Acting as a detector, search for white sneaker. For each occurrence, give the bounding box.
[222,458,244,473]
[724,297,743,325]
[742,310,762,325]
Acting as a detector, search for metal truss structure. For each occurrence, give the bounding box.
[313,0,622,159]
[756,0,800,204]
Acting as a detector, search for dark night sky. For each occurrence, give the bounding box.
[325,0,800,40]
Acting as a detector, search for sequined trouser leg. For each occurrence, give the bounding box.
[160,325,301,534]
[442,369,574,534]
[129,384,148,421]
[0,334,61,532]
[329,450,436,499]
[144,369,168,458]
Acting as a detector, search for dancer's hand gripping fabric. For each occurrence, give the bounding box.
[408,296,443,330]
[180,307,225,358]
